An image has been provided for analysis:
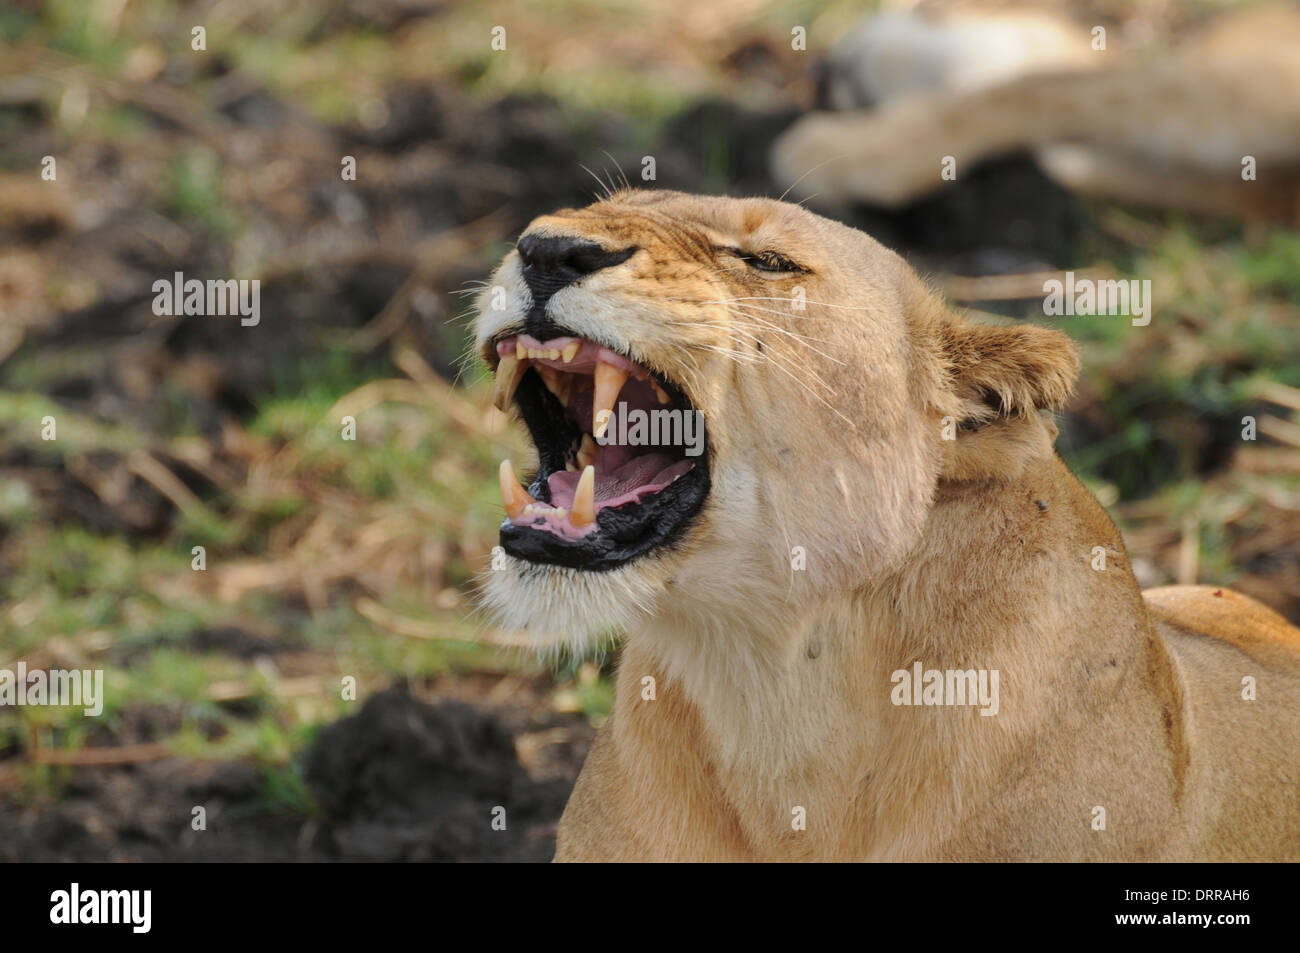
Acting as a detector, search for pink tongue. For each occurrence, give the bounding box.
[547,454,693,512]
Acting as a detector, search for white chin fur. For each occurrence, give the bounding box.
[476,551,667,656]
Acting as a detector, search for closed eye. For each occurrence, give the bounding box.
[718,246,807,275]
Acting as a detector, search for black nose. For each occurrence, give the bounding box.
[517,234,636,310]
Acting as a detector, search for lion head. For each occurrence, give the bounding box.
[474,190,1078,649]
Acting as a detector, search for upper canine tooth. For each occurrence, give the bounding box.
[651,380,670,404]
[499,459,537,520]
[492,353,525,411]
[593,362,628,439]
[571,464,596,528]
[561,342,580,363]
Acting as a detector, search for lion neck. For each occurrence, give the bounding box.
[621,416,1154,858]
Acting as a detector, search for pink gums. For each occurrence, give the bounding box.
[495,333,696,539]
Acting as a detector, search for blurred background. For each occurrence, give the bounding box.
[1,0,1297,861]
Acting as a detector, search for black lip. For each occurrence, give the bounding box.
[496,342,711,572]
[522,309,577,344]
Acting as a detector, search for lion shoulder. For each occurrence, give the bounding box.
[1144,584,1300,662]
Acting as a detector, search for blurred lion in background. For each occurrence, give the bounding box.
[773,2,1300,222]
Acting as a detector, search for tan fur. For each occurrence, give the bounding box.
[473,190,1300,861]
[773,4,1300,221]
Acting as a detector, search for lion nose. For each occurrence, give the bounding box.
[516,234,636,309]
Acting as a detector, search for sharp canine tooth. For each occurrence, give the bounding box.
[652,380,670,404]
[562,342,580,363]
[492,353,525,411]
[571,465,596,528]
[499,459,537,520]
[593,362,628,439]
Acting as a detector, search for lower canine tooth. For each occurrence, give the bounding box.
[499,459,537,520]
[571,464,596,528]
[492,353,524,411]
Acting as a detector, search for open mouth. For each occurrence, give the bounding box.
[490,332,710,571]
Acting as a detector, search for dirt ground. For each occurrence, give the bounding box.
[1,681,594,862]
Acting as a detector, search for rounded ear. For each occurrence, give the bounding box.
[938,320,1080,422]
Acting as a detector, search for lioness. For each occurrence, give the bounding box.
[474,190,1300,861]
[773,3,1300,221]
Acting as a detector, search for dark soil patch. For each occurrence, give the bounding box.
[0,687,591,862]
[303,688,580,862]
